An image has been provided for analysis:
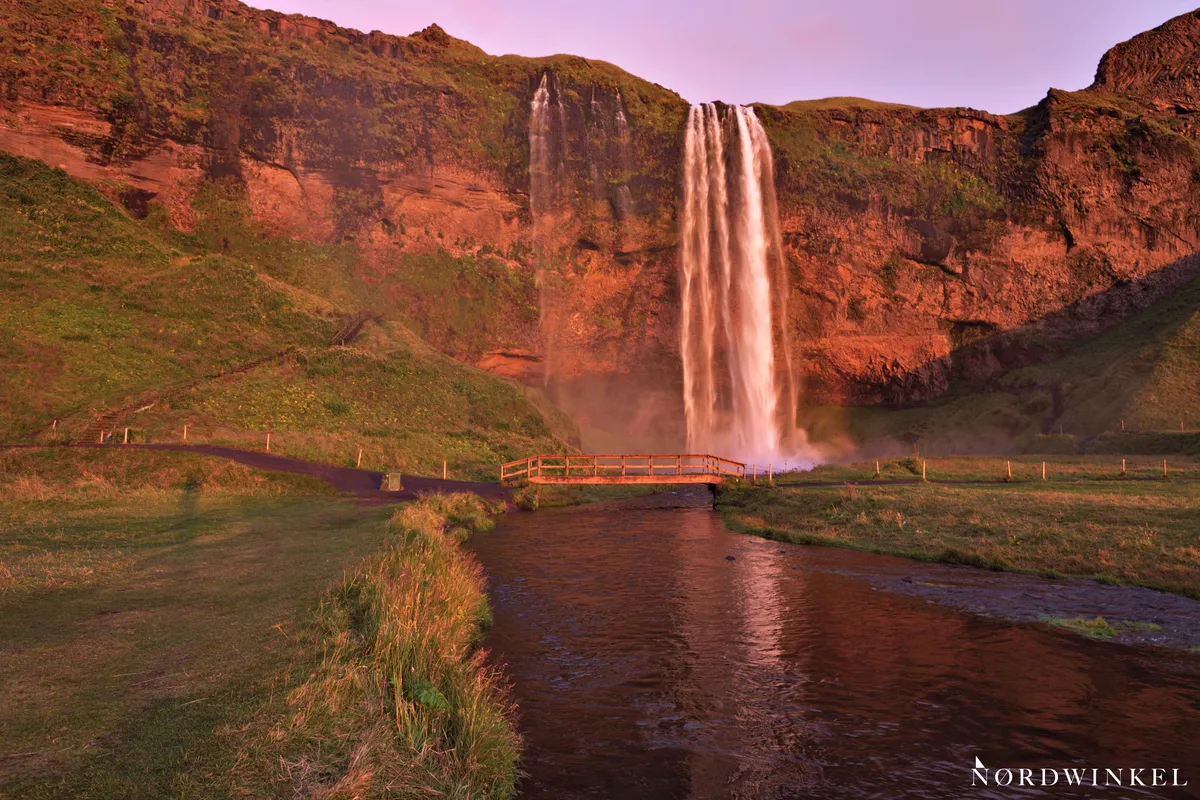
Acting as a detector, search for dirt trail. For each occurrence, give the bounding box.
[12,444,509,502]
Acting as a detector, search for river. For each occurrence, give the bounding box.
[467,492,1200,799]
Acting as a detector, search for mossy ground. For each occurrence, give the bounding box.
[785,454,1200,483]
[1038,615,1163,640]
[720,458,1200,599]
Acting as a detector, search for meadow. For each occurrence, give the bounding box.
[0,448,514,798]
[721,454,1200,598]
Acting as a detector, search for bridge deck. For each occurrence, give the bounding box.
[500,454,747,486]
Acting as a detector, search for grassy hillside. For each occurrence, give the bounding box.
[802,265,1200,457]
[0,152,574,477]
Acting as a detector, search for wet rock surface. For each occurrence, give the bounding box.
[804,548,1200,651]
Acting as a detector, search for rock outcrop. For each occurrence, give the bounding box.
[3,0,1199,442]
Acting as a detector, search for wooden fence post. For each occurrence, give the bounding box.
[98,430,104,444]
[875,460,881,477]
[266,432,271,452]
[443,460,447,480]
[123,427,128,445]
[1042,461,1046,481]
[922,460,927,482]
[356,447,363,469]
[51,419,57,438]
[1121,458,1127,476]
[1163,459,1168,479]
[1007,461,1012,481]
[183,424,188,443]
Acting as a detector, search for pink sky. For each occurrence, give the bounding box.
[252,0,1195,113]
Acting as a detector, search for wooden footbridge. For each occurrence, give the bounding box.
[500,454,749,486]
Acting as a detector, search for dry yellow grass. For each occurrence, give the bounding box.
[233,493,520,798]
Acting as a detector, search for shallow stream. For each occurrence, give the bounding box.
[467,492,1200,799]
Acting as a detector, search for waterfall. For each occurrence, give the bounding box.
[680,103,803,466]
[529,72,564,220]
[588,87,606,203]
[529,72,568,386]
[613,90,633,218]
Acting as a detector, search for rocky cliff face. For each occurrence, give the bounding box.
[4,0,1199,445]
[1094,9,1200,105]
[764,84,1200,406]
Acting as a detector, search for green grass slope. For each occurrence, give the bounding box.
[803,268,1200,457]
[1011,273,1200,438]
[0,153,574,478]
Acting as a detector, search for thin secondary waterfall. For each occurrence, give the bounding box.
[529,72,564,221]
[531,72,641,391]
[613,90,633,218]
[680,103,800,465]
[529,72,567,386]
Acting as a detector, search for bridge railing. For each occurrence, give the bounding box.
[500,454,746,483]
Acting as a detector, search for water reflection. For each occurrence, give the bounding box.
[468,502,1200,799]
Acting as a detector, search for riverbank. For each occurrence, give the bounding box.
[717,478,1200,600]
[232,492,518,797]
[0,447,516,797]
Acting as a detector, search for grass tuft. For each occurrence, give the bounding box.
[1039,615,1163,640]
[1039,615,1119,639]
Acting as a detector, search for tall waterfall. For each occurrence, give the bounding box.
[679,103,801,466]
